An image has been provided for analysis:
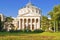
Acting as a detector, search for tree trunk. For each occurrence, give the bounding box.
[56,21,58,32]
[54,21,56,32]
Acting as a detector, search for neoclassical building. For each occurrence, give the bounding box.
[13,3,41,30]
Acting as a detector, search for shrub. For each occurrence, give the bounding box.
[33,29,44,33]
[1,29,7,32]
[23,29,32,33]
[9,30,23,33]
[16,30,23,32]
[9,30,15,33]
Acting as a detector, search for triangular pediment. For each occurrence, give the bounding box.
[20,13,41,17]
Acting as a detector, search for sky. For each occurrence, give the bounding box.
[0,0,60,17]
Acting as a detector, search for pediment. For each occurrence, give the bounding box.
[20,13,41,17]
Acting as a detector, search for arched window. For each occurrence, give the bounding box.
[24,19,26,23]
[28,24,30,29]
[18,21,19,28]
[36,19,38,23]
[24,24,26,30]
[32,19,34,23]
[28,19,30,23]
[32,24,34,30]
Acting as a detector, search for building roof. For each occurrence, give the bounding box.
[18,2,41,16]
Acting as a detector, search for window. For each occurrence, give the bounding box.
[24,19,26,23]
[28,24,30,29]
[36,19,38,23]
[28,19,30,23]
[32,19,34,23]
[24,24,26,30]
[32,24,34,30]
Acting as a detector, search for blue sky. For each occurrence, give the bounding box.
[0,0,60,17]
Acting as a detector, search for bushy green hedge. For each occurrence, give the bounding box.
[33,29,44,33]
[1,29,44,33]
[1,29,7,32]
[23,29,32,33]
[9,30,23,33]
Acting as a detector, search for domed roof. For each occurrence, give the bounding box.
[18,2,41,16]
[26,2,34,7]
[25,2,39,10]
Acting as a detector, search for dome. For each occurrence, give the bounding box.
[18,2,41,16]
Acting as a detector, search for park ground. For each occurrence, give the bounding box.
[0,32,60,40]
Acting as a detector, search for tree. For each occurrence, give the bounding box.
[5,16,14,22]
[4,16,14,31]
[0,15,3,31]
[41,16,52,31]
[48,5,60,32]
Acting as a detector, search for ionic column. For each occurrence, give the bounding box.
[37,18,40,29]
[30,18,32,30]
[39,18,40,29]
[18,19,21,30]
[27,18,28,24]
[26,18,28,29]
[34,18,36,30]
[22,19,24,30]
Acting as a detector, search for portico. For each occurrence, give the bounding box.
[18,16,40,30]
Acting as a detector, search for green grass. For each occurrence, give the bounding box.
[0,32,60,40]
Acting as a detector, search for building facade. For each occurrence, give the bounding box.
[13,3,41,30]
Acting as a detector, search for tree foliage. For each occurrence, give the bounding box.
[48,5,60,32]
[4,16,14,31]
[5,16,14,22]
[41,16,52,31]
[0,15,3,31]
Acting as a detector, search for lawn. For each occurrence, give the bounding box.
[0,32,60,40]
